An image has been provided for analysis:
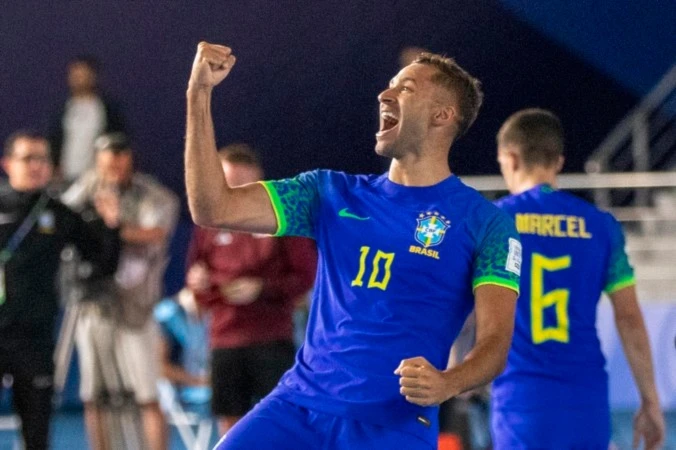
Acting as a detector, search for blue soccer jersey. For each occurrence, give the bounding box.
[259,170,520,445]
[492,184,635,414]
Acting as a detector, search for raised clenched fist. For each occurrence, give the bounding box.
[188,41,237,90]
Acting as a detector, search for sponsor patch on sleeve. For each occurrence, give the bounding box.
[506,237,522,275]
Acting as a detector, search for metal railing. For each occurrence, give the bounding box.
[462,171,676,192]
[462,171,676,222]
[584,63,676,208]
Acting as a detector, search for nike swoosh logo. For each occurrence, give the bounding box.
[338,208,370,221]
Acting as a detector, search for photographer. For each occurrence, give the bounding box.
[62,132,179,450]
[0,130,120,449]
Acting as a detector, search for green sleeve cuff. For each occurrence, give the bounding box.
[472,276,520,296]
[605,276,636,295]
[258,181,287,237]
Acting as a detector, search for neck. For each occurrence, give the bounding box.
[71,90,97,99]
[510,169,558,194]
[387,142,452,186]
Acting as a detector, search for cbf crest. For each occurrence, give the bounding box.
[415,212,450,248]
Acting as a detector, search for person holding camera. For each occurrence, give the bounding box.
[62,132,179,450]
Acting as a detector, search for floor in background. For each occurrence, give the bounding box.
[612,410,676,450]
[0,410,673,449]
[0,410,221,450]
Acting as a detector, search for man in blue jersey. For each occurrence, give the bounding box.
[492,108,665,450]
[185,42,522,449]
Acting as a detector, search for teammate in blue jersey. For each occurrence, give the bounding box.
[492,109,665,450]
[185,42,522,449]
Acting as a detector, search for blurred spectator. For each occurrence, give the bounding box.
[47,55,126,185]
[185,143,316,435]
[62,132,179,450]
[154,288,210,404]
[0,130,120,449]
[154,288,212,448]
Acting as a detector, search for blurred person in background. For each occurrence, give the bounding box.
[0,130,120,449]
[62,132,179,450]
[154,287,210,407]
[491,108,665,450]
[47,55,126,186]
[185,143,317,435]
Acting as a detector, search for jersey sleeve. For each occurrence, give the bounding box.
[259,170,321,238]
[603,214,635,294]
[472,209,521,294]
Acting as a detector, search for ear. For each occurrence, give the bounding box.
[432,104,456,127]
[500,148,520,172]
[555,155,565,174]
[510,151,521,172]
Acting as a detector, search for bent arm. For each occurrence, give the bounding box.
[609,286,660,406]
[610,286,665,449]
[159,339,205,386]
[442,284,517,397]
[185,88,276,233]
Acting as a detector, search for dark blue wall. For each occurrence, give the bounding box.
[1,1,640,177]
[1,1,643,292]
[499,0,676,96]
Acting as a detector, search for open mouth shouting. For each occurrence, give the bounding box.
[376,111,399,138]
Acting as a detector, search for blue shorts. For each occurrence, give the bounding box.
[214,396,434,450]
[491,408,610,450]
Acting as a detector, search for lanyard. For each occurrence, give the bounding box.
[0,193,50,265]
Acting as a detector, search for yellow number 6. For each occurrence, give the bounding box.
[531,253,571,344]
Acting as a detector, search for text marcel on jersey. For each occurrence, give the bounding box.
[515,213,592,239]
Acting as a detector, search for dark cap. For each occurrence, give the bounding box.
[94,132,131,153]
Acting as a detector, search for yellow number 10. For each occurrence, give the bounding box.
[531,253,571,344]
[351,246,395,291]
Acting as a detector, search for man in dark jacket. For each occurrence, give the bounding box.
[0,130,120,449]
